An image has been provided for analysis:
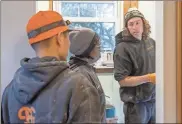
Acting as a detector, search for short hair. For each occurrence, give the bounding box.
[31,30,69,51]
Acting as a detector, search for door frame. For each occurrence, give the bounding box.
[177,1,182,123]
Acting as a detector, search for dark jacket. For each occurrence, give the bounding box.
[1,57,102,123]
[69,56,106,122]
[113,31,155,103]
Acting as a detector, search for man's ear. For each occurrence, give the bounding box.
[57,32,64,47]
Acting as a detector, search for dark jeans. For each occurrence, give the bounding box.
[123,100,155,123]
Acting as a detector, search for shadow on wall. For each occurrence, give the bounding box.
[14,34,35,63]
[1,34,35,95]
[1,1,36,95]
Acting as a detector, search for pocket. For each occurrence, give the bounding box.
[120,87,138,103]
[136,84,155,102]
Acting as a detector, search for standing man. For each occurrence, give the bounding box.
[113,8,156,123]
[1,11,103,123]
[68,28,106,123]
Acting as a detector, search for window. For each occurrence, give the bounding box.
[54,1,122,51]
[53,1,123,65]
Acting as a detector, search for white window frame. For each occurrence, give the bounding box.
[53,1,123,37]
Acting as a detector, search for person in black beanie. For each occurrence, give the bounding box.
[69,28,106,123]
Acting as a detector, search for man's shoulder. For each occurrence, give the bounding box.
[116,41,130,48]
[148,37,155,43]
[70,63,92,77]
[114,41,131,56]
[64,69,94,89]
[146,37,155,46]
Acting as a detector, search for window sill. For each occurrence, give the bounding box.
[95,66,114,73]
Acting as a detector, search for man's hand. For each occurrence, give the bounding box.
[147,73,156,84]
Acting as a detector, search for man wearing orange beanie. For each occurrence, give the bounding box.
[113,8,156,123]
[1,11,102,123]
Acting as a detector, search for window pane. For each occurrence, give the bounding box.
[80,3,96,17]
[97,3,114,18]
[61,3,79,17]
[61,2,115,18]
[69,22,115,51]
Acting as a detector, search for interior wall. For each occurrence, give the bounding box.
[36,1,49,12]
[1,1,36,95]
[138,1,156,39]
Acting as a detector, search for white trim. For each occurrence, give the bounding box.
[116,1,123,34]
[53,1,118,19]
[53,1,122,31]
[36,1,49,12]
[53,1,60,12]
[53,1,123,52]
[63,17,116,22]
[155,1,164,123]
[57,1,116,4]
[35,1,38,12]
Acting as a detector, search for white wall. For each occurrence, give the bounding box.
[155,1,164,123]
[1,1,36,94]
[139,1,156,39]
[98,74,124,123]
[36,1,49,12]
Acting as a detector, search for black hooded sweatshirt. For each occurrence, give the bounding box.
[1,57,102,123]
[113,31,155,103]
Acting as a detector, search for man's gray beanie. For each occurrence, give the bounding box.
[69,28,96,56]
[124,8,145,27]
